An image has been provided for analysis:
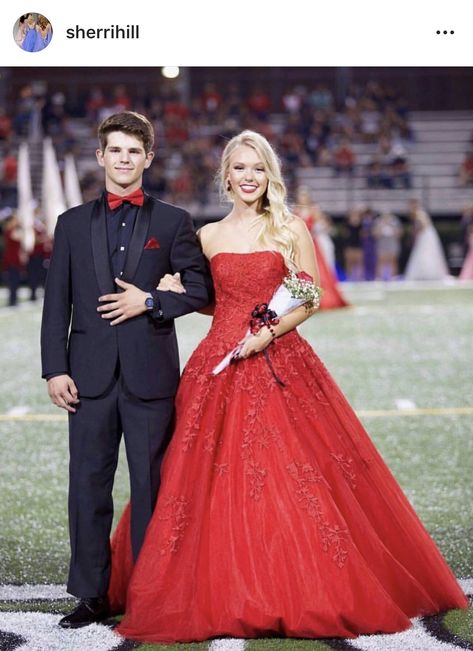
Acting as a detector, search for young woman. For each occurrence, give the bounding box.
[109,131,467,643]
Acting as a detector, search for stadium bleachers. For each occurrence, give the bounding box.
[288,111,473,217]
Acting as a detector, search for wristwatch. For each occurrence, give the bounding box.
[145,294,154,311]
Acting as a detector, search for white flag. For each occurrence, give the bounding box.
[42,137,67,237]
[17,142,35,253]
[64,153,82,208]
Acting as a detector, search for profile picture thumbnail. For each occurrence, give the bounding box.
[13,13,53,52]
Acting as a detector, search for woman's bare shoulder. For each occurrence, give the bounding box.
[286,213,311,237]
[197,220,229,257]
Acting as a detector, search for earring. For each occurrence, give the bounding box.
[226,180,232,192]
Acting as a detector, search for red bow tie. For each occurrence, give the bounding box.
[107,188,144,210]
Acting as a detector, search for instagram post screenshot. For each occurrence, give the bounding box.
[0,2,471,649]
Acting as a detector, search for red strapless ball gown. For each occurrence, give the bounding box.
[109,251,467,644]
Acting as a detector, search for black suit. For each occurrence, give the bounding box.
[41,193,211,598]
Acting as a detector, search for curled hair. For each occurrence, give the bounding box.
[219,130,297,270]
[37,15,49,30]
[97,111,154,153]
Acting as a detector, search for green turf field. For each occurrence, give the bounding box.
[0,283,472,650]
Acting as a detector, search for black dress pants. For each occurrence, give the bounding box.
[66,367,174,598]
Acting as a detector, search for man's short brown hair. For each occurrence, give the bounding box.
[97,111,155,153]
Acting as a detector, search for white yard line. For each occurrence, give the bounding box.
[0,611,122,651]
[209,640,246,651]
[2,406,473,422]
[350,618,460,650]
[459,577,473,594]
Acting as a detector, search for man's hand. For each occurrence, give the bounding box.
[157,272,186,294]
[47,375,80,413]
[98,278,149,325]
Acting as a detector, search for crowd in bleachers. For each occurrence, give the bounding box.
[1,78,416,205]
[2,77,473,303]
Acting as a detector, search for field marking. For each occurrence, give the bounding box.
[1,407,473,423]
[350,617,461,650]
[0,611,123,651]
[1,579,470,603]
[209,640,246,651]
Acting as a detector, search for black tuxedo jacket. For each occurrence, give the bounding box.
[41,194,212,399]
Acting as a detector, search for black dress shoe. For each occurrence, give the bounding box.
[59,597,110,629]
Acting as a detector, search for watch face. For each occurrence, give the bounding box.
[145,297,154,309]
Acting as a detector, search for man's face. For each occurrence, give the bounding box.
[96,131,154,193]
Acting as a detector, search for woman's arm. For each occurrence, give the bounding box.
[239,217,320,358]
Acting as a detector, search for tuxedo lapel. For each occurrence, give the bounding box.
[122,194,152,282]
[91,196,115,295]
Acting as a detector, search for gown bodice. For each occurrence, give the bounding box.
[208,250,287,342]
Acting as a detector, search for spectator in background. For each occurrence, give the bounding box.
[247,86,271,120]
[308,84,333,111]
[201,83,223,115]
[27,215,51,301]
[459,205,473,279]
[282,86,305,114]
[343,208,364,281]
[0,149,18,205]
[86,87,106,122]
[0,109,12,140]
[360,207,377,280]
[373,210,403,280]
[112,85,131,112]
[366,155,391,189]
[390,143,411,189]
[459,151,473,187]
[333,138,355,176]
[359,98,381,143]
[1,213,25,307]
[42,92,66,137]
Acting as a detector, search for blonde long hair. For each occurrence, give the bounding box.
[219,130,297,270]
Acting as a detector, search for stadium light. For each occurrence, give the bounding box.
[161,66,180,79]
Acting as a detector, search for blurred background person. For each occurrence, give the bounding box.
[343,207,364,281]
[458,151,473,188]
[295,186,349,309]
[360,206,377,281]
[1,212,25,307]
[26,214,51,301]
[14,15,28,48]
[32,15,52,52]
[459,206,473,280]
[404,199,449,281]
[21,14,38,52]
[373,210,403,280]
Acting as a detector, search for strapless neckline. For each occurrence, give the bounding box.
[210,250,283,264]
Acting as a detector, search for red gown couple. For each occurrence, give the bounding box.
[109,250,467,643]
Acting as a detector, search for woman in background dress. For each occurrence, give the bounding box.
[295,186,349,309]
[21,14,38,52]
[404,199,449,281]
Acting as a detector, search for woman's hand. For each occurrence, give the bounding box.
[237,328,274,359]
[157,272,186,294]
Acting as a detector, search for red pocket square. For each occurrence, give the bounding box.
[144,237,160,250]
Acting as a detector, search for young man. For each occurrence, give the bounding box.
[41,111,211,628]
